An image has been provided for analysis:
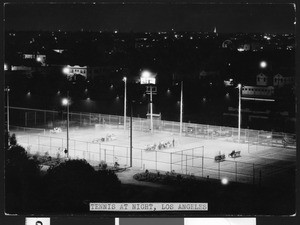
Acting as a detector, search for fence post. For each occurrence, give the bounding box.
[186,155,188,175]
[86,142,89,161]
[126,147,128,166]
[141,149,143,168]
[155,150,157,171]
[170,153,172,172]
[38,135,40,151]
[181,151,183,170]
[218,162,220,180]
[104,149,106,162]
[192,148,194,166]
[113,146,115,161]
[99,144,101,161]
[89,113,92,125]
[35,112,37,125]
[24,112,27,126]
[253,163,255,185]
[50,136,52,156]
[202,155,204,177]
[235,161,238,182]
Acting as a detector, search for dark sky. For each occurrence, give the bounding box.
[4,3,296,33]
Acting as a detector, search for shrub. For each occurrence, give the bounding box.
[99,160,107,170]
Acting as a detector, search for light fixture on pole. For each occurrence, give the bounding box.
[62,96,70,158]
[123,77,127,130]
[237,83,242,143]
[5,86,10,132]
[180,81,183,136]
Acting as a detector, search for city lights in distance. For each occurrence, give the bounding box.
[260,61,267,68]
[63,67,70,74]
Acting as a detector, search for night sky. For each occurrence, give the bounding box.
[4,3,296,33]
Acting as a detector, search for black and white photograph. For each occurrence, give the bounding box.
[3,2,296,215]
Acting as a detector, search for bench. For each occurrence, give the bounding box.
[215,154,226,162]
[228,150,241,158]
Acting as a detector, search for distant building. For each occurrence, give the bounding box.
[23,53,46,66]
[63,65,104,79]
[11,65,32,71]
[256,73,268,86]
[242,85,274,97]
[273,73,294,87]
[64,65,87,79]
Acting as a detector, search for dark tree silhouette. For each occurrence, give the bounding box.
[42,159,121,212]
[5,145,42,213]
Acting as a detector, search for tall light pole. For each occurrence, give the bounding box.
[180,81,183,136]
[130,101,133,167]
[237,84,242,143]
[5,86,10,132]
[140,70,156,134]
[150,86,154,133]
[123,77,127,130]
[62,96,70,158]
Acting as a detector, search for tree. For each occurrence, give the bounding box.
[42,159,121,213]
[5,145,42,213]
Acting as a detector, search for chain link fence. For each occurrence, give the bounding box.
[7,106,296,149]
